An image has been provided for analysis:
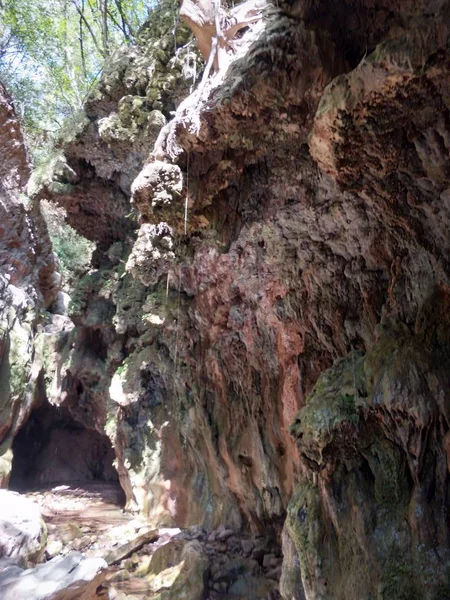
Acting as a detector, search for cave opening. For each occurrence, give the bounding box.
[9,393,123,501]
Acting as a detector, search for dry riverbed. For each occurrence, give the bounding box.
[23,482,282,600]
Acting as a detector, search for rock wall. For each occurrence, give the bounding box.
[27,0,450,596]
[0,83,58,485]
[286,297,450,600]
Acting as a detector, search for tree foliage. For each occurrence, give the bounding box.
[41,200,95,290]
[0,0,151,160]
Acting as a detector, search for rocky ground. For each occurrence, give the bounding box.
[21,483,282,599]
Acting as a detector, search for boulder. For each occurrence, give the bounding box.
[145,538,209,600]
[51,291,70,315]
[0,552,107,600]
[228,576,278,598]
[103,527,158,565]
[0,490,47,567]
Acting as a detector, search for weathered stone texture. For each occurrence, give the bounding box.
[24,0,450,597]
[0,83,58,485]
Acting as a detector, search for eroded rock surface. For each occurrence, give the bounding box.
[0,490,47,567]
[0,552,107,600]
[24,0,450,598]
[0,82,58,485]
[286,294,450,599]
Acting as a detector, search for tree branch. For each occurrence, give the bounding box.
[112,0,134,40]
[79,0,88,79]
[100,0,109,56]
[180,0,264,75]
[71,0,106,57]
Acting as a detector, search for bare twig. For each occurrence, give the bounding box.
[100,0,109,56]
[79,0,87,79]
[71,0,106,57]
[112,0,134,39]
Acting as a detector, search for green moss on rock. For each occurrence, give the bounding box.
[284,309,450,600]
[290,350,365,456]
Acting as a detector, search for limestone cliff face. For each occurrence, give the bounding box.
[0,83,58,482]
[29,0,450,597]
[286,302,450,600]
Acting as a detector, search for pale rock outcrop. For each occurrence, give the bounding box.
[0,490,47,567]
[125,222,175,287]
[0,552,107,600]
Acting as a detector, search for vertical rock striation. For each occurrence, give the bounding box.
[25,0,450,597]
[286,296,450,599]
[0,83,58,485]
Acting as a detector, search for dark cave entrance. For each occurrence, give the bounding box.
[9,394,122,496]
